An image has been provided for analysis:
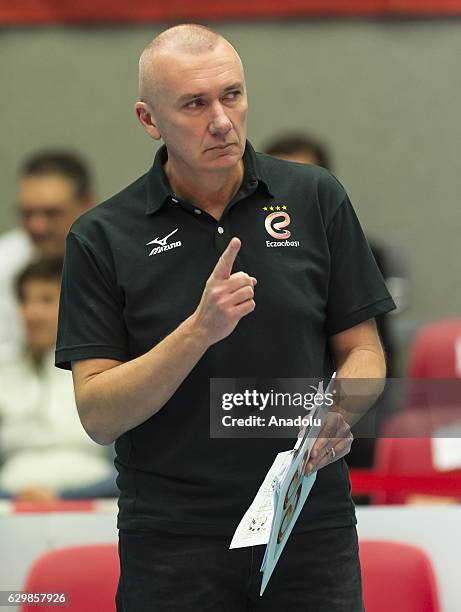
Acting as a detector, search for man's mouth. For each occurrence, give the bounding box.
[207,143,235,151]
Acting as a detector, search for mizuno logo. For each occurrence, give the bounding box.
[146,228,182,256]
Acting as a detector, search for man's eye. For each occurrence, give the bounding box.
[185,99,204,109]
[223,91,241,101]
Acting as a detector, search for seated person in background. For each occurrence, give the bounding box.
[0,258,116,502]
[0,150,94,363]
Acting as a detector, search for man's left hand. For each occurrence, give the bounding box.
[304,412,353,475]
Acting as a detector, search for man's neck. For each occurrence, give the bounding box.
[164,159,244,220]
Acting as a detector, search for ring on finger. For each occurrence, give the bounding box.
[328,447,336,459]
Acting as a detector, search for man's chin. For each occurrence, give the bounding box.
[204,148,243,168]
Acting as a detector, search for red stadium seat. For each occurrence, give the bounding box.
[374,436,433,504]
[21,544,118,611]
[359,540,441,612]
[374,425,461,503]
[407,318,461,408]
[408,318,461,379]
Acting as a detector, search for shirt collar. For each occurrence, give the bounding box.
[145,140,273,215]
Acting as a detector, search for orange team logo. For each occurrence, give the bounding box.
[263,205,291,240]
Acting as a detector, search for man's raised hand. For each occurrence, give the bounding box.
[192,237,257,346]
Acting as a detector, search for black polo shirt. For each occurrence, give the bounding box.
[56,142,395,535]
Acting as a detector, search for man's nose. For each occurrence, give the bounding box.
[208,103,232,136]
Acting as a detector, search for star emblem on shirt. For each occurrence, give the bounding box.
[262,204,288,212]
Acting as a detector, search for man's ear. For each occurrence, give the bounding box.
[135,101,161,141]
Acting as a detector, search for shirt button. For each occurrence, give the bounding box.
[194,209,202,215]
[217,226,224,234]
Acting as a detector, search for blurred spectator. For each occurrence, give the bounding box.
[0,259,115,501]
[264,133,333,170]
[0,151,94,363]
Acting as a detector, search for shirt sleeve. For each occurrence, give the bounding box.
[326,196,396,335]
[55,231,129,370]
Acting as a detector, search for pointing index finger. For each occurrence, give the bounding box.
[212,237,241,280]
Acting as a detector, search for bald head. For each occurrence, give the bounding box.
[139,24,241,108]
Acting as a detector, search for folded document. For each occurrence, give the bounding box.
[230,374,336,595]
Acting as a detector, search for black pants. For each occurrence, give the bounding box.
[116,525,364,612]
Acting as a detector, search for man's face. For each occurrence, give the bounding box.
[150,41,248,174]
[19,278,61,354]
[18,175,88,257]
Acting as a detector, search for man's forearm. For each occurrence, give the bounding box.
[73,238,257,445]
[331,346,387,428]
[75,314,210,444]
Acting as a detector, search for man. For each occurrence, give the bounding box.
[0,151,94,362]
[56,25,395,611]
[0,259,113,501]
